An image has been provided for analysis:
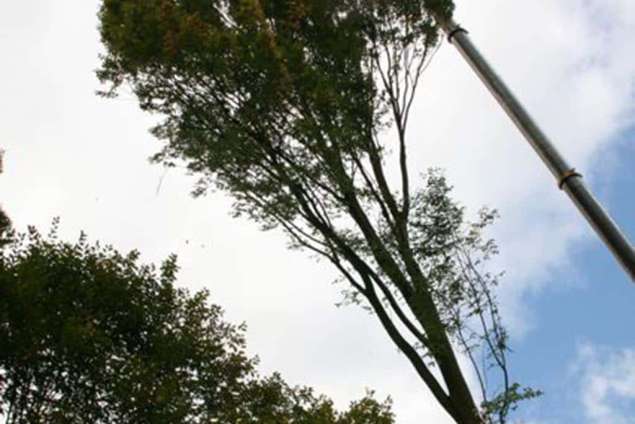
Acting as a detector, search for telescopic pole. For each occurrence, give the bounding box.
[436,17,635,282]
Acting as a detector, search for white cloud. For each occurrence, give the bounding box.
[575,344,635,423]
[1,1,634,423]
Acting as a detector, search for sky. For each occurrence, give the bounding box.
[1,1,634,422]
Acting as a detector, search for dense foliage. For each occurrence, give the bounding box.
[0,223,393,423]
[98,1,539,422]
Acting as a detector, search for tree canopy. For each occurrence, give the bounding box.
[0,222,394,423]
[98,1,539,422]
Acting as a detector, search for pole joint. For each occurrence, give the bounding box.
[557,169,582,190]
[447,26,468,44]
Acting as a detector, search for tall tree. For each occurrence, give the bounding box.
[97,1,538,422]
[0,222,394,424]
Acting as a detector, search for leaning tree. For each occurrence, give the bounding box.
[98,1,539,422]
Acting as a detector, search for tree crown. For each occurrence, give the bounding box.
[0,223,394,423]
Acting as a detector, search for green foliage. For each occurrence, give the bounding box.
[98,0,444,210]
[481,384,543,424]
[242,375,394,424]
[0,223,393,423]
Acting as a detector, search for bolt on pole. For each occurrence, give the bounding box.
[435,17,635,282]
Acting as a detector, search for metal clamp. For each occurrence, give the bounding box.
[558,168,582,190]
[447,26,468,43]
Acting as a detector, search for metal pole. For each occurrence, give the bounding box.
[439,18,635,282]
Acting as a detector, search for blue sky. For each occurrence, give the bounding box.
[509,132,635,423]
[1,0,634,422]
